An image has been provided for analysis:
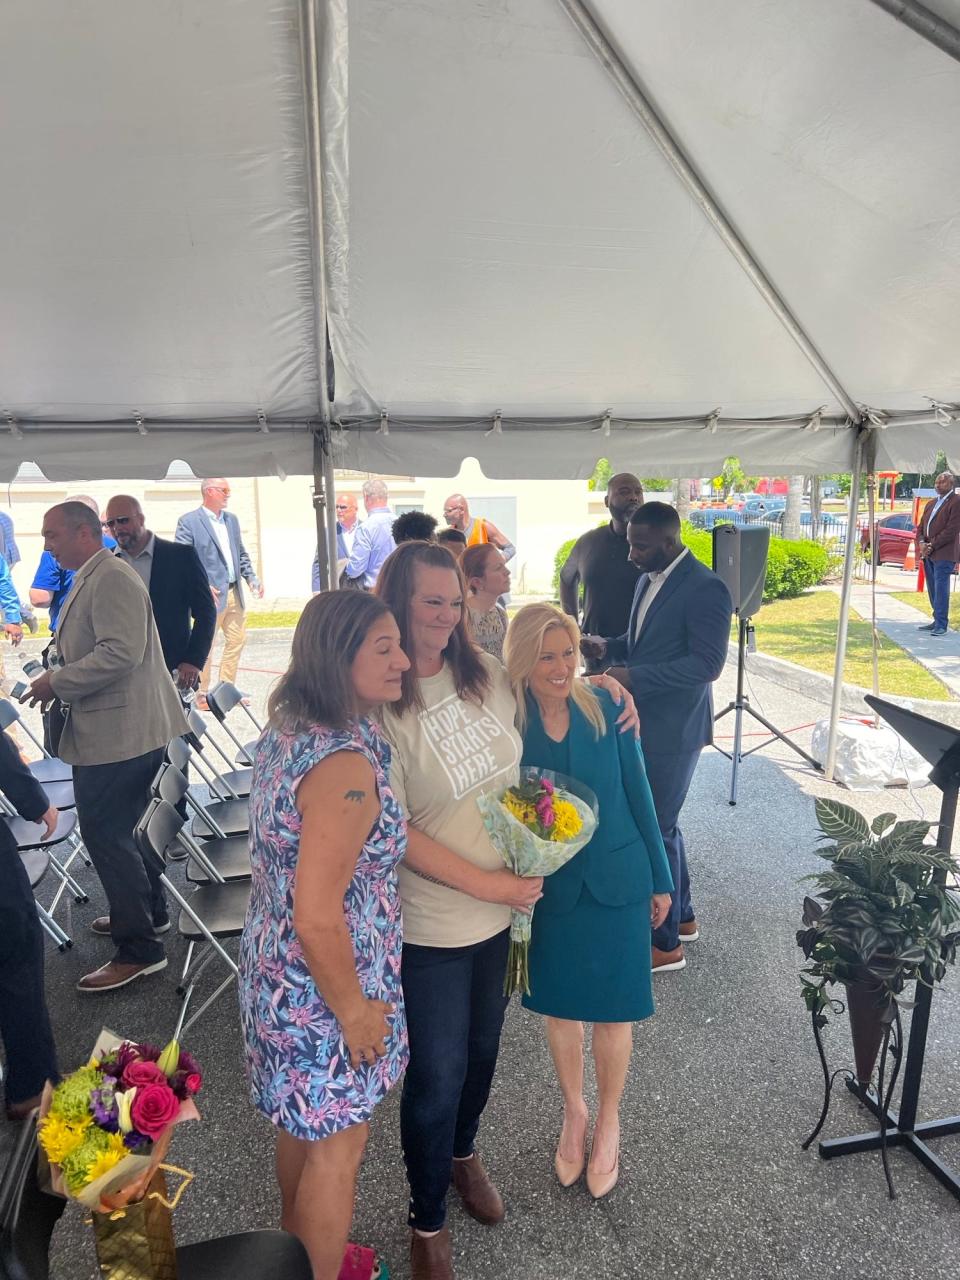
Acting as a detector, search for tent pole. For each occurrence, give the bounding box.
[299,0,339,588]
[867,0,960,64]
[556,0,863,423]
[824,431,868,781]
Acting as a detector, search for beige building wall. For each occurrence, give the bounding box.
[2,460,609,605]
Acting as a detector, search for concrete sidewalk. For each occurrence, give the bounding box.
[828,571,960,700]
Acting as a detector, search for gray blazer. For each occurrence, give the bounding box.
[174,506,260,615]
[49,550,188,767]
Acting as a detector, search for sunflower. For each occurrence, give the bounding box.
[38,1113,89,1165]
[84,1134,128,1186]
[550,798,583,841]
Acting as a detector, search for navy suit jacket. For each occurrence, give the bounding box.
[147,537,217,672]
[174,507,259,614]
[520,690,673,917]
[605,552,733,757]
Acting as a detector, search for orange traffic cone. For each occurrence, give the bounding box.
[903,539,917,572]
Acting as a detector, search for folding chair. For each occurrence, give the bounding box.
[183,708,251,800]
[172,723,249,839]
[207,680,264,765]
[5,810,88,945]
[0,1112,313,1280]
[21,847,73,952]
[151,763,251,883]
[134,798,249,1038]
[0,700,71,784]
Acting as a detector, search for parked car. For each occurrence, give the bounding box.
[688,508,744,530]
[742,497,785,519]
[761,510,842,534]
[859,512,916,565]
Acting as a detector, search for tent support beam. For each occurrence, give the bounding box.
[556,0,864,424]
[299,0,339,589]
[866,0,960,63]
[824,429,869,781]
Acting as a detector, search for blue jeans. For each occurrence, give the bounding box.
[644,749,701,952]
[400,928,510,1231]
[925,558,953,631]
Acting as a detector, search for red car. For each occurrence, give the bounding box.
[860,512,915,565]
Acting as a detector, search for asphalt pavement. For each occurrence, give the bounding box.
[7,628,959,1280]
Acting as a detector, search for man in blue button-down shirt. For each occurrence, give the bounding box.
[343,480,397,589]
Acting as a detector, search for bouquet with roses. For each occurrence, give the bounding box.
[477,768,598,995]
[38,1029,201,1210]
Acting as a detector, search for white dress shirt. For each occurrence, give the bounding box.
[634,547,689,643]
[116,532,155,589]
[204,507,237,583]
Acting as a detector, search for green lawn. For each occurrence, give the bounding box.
[246,610,303,629]
[890,589,960,630]
[753,591,950,700]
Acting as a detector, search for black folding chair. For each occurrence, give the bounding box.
[165,735,249,840]
[134,798,249,1038]
[7,812,88,949]
[183,709,251,800]
[0,1112,312,1280]
[20,849,73,953]
[151,764,251,884]
[207,680,264,766]
[0,702,71,784]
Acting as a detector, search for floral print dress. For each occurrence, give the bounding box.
[238,718,408,1140]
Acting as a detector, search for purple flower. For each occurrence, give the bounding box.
[91,1084,119,1132]
[123,1131,151,1151]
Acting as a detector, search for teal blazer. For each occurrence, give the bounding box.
[521,689,673,916]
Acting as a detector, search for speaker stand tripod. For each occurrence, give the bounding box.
[714,615,823,805]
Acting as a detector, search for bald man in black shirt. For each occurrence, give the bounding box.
[560,473,643,671]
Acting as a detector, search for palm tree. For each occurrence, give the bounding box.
[782,475,803,540]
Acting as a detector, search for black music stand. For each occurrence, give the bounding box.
[818,694,960,1199]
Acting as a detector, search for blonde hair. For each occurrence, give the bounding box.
[504,603,606,738]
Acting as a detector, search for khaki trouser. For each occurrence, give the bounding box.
[201,586,246,692]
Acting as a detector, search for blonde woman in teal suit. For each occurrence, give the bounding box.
[504,603,673,1200]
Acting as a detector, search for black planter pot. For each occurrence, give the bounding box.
[844,979,888,1085]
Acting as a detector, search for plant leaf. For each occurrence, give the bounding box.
[871,812,898,835]
[814,798,870,845]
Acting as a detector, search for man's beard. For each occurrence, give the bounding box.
[609,501,639,524]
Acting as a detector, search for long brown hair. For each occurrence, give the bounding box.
[375,541,490,713]
[267,591,394,732]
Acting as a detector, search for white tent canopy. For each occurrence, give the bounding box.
[1,0,959,480]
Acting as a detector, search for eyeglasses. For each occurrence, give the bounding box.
[103,516,132,529]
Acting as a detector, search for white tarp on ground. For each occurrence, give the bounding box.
[1,0,959,478]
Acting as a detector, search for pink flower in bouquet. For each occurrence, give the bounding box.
[540,778,554,795]
[130,1083,180,1138]
[184,1073,202,1095]
[121,1060,168,1090]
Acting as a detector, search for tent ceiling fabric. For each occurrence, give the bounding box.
[0,0,320,480]
[1,0,958,480]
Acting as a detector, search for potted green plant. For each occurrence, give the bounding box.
[797,798,960,1085]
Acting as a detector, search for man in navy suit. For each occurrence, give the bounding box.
[175,479,263,704]
[582,503,732,973]
[104,495,216,692]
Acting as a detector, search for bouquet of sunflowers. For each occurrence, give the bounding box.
[477,768,598,994]
[38,1029,201,1211]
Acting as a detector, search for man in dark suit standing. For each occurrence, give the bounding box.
[175,479,263,706]
[104,495,216,693]
[0,730,59,1118]
[916,470,960,637]
[581,502,733,973]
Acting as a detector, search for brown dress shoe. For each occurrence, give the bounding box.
[410,1226,453,1280]
[651,944,686,973]
[76,958,167,993]
[451,1153,504,1225]
[6,1094,43,1122]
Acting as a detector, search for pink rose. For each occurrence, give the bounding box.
[184,1073,202,1095]
[121,1060,168,1090]
[130,1083,180,1139]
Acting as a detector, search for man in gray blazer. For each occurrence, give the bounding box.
[175,478,263,705]
[24,502,189,993]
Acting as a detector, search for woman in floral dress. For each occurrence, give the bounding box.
[238,591,410,1280]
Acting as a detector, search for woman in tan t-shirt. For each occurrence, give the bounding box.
[376,541,639,1280]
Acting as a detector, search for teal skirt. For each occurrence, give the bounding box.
[521,885,654,1023]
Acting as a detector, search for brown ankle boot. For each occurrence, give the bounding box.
[410,1226,453,1280]
[451,1152,505,1225]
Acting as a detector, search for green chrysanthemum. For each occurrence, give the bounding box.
[60,1127,113,1193]
[50,1066,105,1124]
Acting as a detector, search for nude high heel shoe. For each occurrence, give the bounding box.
[586,1135,620,1199]
[554,1115,588,1187]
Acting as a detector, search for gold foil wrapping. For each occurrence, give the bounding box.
[90,1169,182,1280]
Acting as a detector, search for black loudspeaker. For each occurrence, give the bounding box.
[711,523,770,618]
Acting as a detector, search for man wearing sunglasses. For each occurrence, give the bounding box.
[311,491,359,592]
[104,495,215,695]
